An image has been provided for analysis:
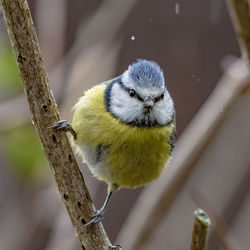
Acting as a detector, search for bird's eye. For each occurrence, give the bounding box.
[129,89,136,97]
[154,93,165,102]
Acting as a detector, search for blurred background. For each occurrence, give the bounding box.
[1,0,249,249]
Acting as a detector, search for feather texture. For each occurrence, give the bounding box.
[72,84,175,189]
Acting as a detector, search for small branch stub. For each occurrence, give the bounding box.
[191,208,211,250]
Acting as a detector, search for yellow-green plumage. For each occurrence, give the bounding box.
[72,83,175,189]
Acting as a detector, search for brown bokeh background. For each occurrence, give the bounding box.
[1,0,249,250]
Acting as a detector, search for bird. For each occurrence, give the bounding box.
[51,59,176,226]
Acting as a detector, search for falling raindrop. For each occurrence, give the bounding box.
[175,3,179,15]
[131,35,135,40]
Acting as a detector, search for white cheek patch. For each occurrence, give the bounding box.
[152,91,175,125]
[110,83,143,123]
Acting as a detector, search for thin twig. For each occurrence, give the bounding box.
[190,188,243,250]
[226,0,250,62]
[190,208,211,250]
[0,0,112,249]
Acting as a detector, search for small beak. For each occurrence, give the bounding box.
[144,97,154,109]
[144,96,154,108]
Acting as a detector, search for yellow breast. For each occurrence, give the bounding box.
[72,84,174,188]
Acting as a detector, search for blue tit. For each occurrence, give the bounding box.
[51,59,176,226]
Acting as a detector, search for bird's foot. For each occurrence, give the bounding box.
[83,208,105,227]
[49,120,77,139]
[110,243,123,250]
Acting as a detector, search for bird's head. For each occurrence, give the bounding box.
[105,59,175,127]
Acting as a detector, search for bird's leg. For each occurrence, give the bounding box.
[84,190,113,227]
[49,120,77,139]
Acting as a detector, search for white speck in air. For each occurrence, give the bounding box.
[131,36,135,40]
[175,3,179,15]
[192,74,201,83]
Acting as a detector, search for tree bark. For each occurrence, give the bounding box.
[0,0,112,249]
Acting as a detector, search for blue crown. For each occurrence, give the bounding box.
[129,60,164,88]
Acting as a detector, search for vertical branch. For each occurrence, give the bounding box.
[226,0,250,61]
[0,0,112,249]
[191,208,211,250]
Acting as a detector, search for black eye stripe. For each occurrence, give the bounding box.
[129,89,144,102]
[118,81,144,102]
[137,95,144,102]
[117,79,164,103]
[154,92,165,102]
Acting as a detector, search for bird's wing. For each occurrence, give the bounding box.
[169,115,176,154]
